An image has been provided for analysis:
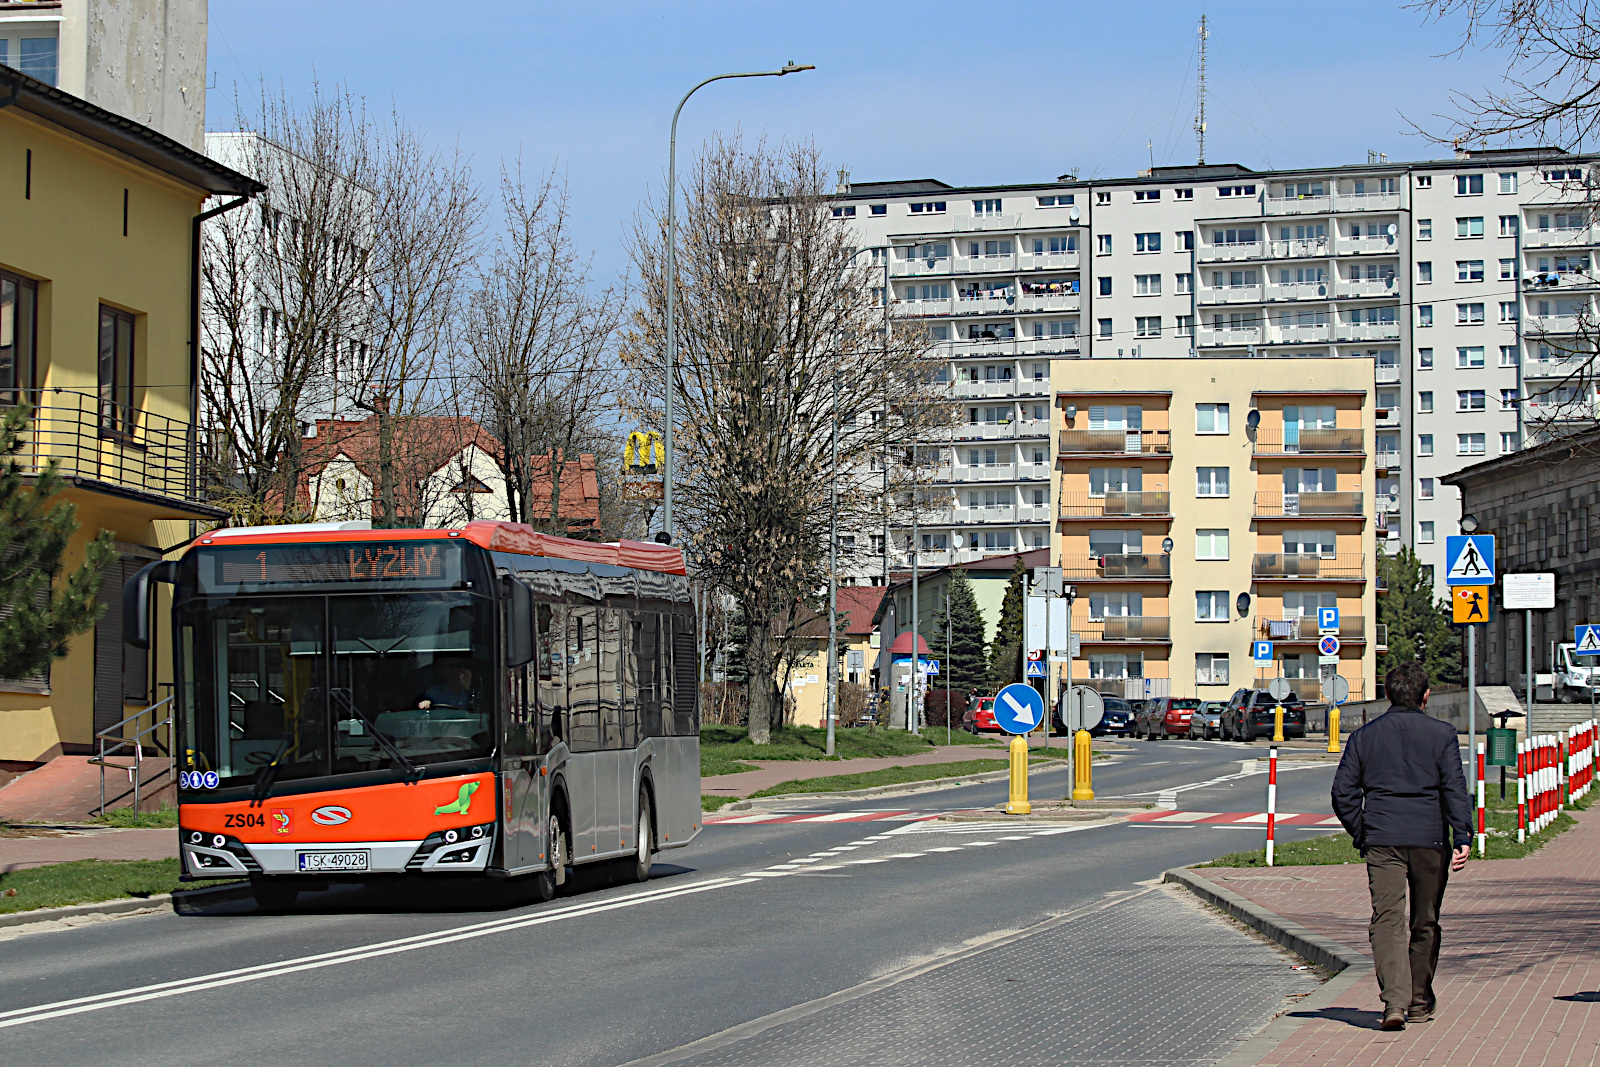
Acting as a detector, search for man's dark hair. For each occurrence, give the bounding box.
[1385,661,1431,708]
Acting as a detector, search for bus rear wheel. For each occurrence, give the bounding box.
[628,790,654,884]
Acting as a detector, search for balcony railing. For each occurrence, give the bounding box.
[1336,191,1402,211]
[1334,321,1401,342]
[1252,552,1366,579]
[6,390,218,514]
[1266,238,1329,260]
[954,254,1018,274]
[1252,428,1364,455]
[1019,250,1080,271]
[1525,314,1582,335]
[1375,449,1401,470]
[1376,364,1401,383]
[1264,281,1328,302]
[954,293,1015,315]
[1198,284,1265,305]
[1196,325,1263,347]
[1253,491,1365,518]
[1199,241,1264,262]
[1078,676,1172,699]
[1266,323,1332,344]
[1336,235,1398,255]
[1016,292,1080,312]
[949,213,1024,232]
[1524,226,1600,249]
[1058,429,1172,455]
[1061,553,1172,579]
[1255,615,1367,641]
[890,257,951,277]
[1076,616,1172,642]
[1524,356,1595,378]
[1058,491,1172,518]
[1335,279,1398,298]
[1264,193,1332,215]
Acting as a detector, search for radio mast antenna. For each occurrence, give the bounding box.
[1194,14,1209,165]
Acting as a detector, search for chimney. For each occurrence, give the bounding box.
[836,168,850,195]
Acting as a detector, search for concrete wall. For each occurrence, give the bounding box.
[58,0,207,152]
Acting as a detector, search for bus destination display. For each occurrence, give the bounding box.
[201,542,464,592]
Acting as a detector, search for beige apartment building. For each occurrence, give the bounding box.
[1053,356,1380,704]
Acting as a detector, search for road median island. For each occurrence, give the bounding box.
[0,857,244,922]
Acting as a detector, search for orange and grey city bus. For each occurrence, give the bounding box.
[124,520,702,909]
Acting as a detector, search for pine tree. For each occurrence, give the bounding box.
[987,557,1027,692]
[1377,547,1463,690]
[930,569,989,699]
[0,405,116,680]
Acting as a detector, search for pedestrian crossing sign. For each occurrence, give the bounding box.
[1453,587,1490,624]
[1444,535,1495,586]
[1025,659,1046,677]
[1576,624,1600,656]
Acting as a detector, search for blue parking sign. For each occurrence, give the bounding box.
[1318,606,1339,632]
[1253,641,1273,662]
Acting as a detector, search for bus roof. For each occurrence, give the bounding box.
[192,520,687,575]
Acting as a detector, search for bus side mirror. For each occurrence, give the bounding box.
[504,578,534,668]
[122,560,179,650]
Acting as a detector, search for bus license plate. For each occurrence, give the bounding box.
[297,850,369,872]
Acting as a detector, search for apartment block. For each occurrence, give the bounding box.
[1054,357,1378,703]
[836,148,1600,599]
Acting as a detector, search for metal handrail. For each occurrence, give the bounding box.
[91,695,174,816]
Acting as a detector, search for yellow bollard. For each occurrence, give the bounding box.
[1273,704,1285,743]
[1072,729,1095,801]
[1006,734,1032,814]
[1327,707,1341,753]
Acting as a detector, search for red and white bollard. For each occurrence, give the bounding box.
[1517,738,1527,845]
[1265,746,1279,867]
[1476,741,1487,857]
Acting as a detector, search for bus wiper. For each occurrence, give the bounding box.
[249,739,289,807]
[331,688,420,779]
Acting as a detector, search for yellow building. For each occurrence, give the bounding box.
[0,68,261,765]
[783,587,884,728]
[1053,357,1379,705]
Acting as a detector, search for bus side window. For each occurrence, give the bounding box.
[534,602,559,751]
[635,614,663,737]
[671,612,699,736]
[504,666,534,757]
[598,608,623,751]
[567,607,600,752]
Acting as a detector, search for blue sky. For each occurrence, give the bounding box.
[208,1,1512,283]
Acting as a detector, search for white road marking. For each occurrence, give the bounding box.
[714,813,787,824]
[924,846,963,852]
[963,841,998,847]
[885,853,926,859]
[798,812,874,822]
[802,865,844,872]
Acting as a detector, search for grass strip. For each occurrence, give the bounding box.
[748,758,1013,799]
[700,756,759,778]
[699,724,991,766]
[0,858,240,915]
[91,805,179,829]
[701,796,739,813]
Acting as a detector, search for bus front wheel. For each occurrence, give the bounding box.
[628,789,655,884]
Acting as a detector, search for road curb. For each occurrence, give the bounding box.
[0,879,248,931]
[718,757,1074,811]
[1164,865,1374,1067]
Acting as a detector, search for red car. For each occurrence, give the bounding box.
[964,697,999,733]
[1138,697,1201,740]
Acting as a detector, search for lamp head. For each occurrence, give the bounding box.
[780,62,815,74]
[1460,514,1479,534]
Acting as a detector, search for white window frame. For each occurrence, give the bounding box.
[1195,403,1230,435]
[1195,590,1231,621]
[1196,529,1230,561]
[1195,653,1230,686]
[1196,466,1229,497]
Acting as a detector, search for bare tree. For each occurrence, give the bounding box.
[463,165,621,532]
[201,86,380,523]
[622,136,950,745]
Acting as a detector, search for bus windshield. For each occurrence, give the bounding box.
[177,591,495,790]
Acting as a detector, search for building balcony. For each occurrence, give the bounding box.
[1252,428,1364,455]
[1265,281,1329,302]
[1058,428,1172,455]
[1014,336,1081,356]
[1265,323,1332,345]
[1256,615,1367,642]
[1264,193,1332,215]
[949,213,1024,232]
[1525,314,1582,336]
[897,297,953,316]
[890,256,951,278]
[1251,552,1366,580]
[1523,271,1598,293]
[954,253,1018,275]
[1376,407,1401,427]
[1076,616,1172,643]
[1198,241,1265,263]
[1336,234,1398,255]
[950,463,1019,482]
[1337,191,1402,212]
[7,391,222,517]
[956,422,1045,442]
[1375,449,1401,471]
[1333,321,1400,342]
[1058,491,1172,519]
[1196,325,1263,348]
[1017,462,1052,481]
[1524,226,1600,249]
[1376,494,1401,515]
[1524,355,1595,379]
[1061,553,1172,580]
[1253,491,1366,519]
[954,293,1016,315]
[1198,284,1264,306]
[952,505,1019,525]
[1266,238,1330,260]
[1525,393,1598,420]
[1016,292,1080,313]
[953,379,1027,399]
[1019,250,1080,271]
[1334,278,1399,299]
[1376,364,1401,383]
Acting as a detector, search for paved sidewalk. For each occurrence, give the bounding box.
[702,743,1015,798]
[0,828,178,874]
[1195,808,1600,1065]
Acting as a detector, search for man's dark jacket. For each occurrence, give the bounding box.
[1331,706,1473,852]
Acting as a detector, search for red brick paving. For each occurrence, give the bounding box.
[0,827,178,873]
[1201,809,1600,1065]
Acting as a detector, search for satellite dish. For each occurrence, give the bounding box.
[1069,206,1081,222]
[1236,592,1252,617]
[1386,223,1397,236]
[1162,537,1174,554]
[1246,409,1261,432]
[952,533,965,548]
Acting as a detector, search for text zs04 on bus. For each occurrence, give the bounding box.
[126,521,700,909]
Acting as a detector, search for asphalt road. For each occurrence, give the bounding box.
[0,739,1342,1066]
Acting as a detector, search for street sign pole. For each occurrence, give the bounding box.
[1468,623,1476,803]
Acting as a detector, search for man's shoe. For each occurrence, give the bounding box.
[1381,1010,1407,1031]
[1407,1002,1437,1024]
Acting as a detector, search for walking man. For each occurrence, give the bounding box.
[1331,661,1472,1030]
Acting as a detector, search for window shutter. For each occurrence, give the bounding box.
[671,617,699,736]
[0,548,52,692]
[93,545,159,734]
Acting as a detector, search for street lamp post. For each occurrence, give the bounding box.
[660,62,814,543]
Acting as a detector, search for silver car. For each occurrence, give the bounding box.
[1187,701,1228,740]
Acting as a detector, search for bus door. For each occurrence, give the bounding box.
[596,607,627,855]
[502,660,541,870]
[565,606,601,860]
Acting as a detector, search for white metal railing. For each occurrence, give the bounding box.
[954,379,1021,399]
[1335,279,1398,298]
[1335,191,1402,211]
[1019,251,1080,271]
[1197,325,1263,347]
[1526,314,1582,334]
[1267,324,1332,344]
[1267,239,1329,260]
[955,294,1016,315]
[1199,241,1264,262]
[1376,449,1401,468]
[949,213,1024,232]
[1524,356,1594,378]
[953,464,1019,482]
[1337,235,1398,255]
[1199,284,1264,305]
[1376,364,1401,383]
[890,257,951,277]
[1334,321,1400,341]
[1524,226,1600,248]
[1264,193,1332,215]
[1264,281,1328,302]
[954,254,1018,274]
[898,297,954,316]
[1014,336,1080,355]
[957,422,1022,441]
[1017,293,1079,312]
[1016,462,1051,481]
[91,695,174,816]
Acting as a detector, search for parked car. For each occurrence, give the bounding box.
[1090,695,1135,737]
[1138,697,1200,739]
[1221,688,1308,741]
[963,696,999,733]
[1188,701,1228,740]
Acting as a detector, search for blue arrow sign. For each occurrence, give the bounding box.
[1318,606,1340,632]
[1445,535,1495,586]
[993,683,1045,734]
[1253,640,1273,662]
[1576,624,1600,656]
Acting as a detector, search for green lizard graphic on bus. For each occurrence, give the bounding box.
[434,781,478,815]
